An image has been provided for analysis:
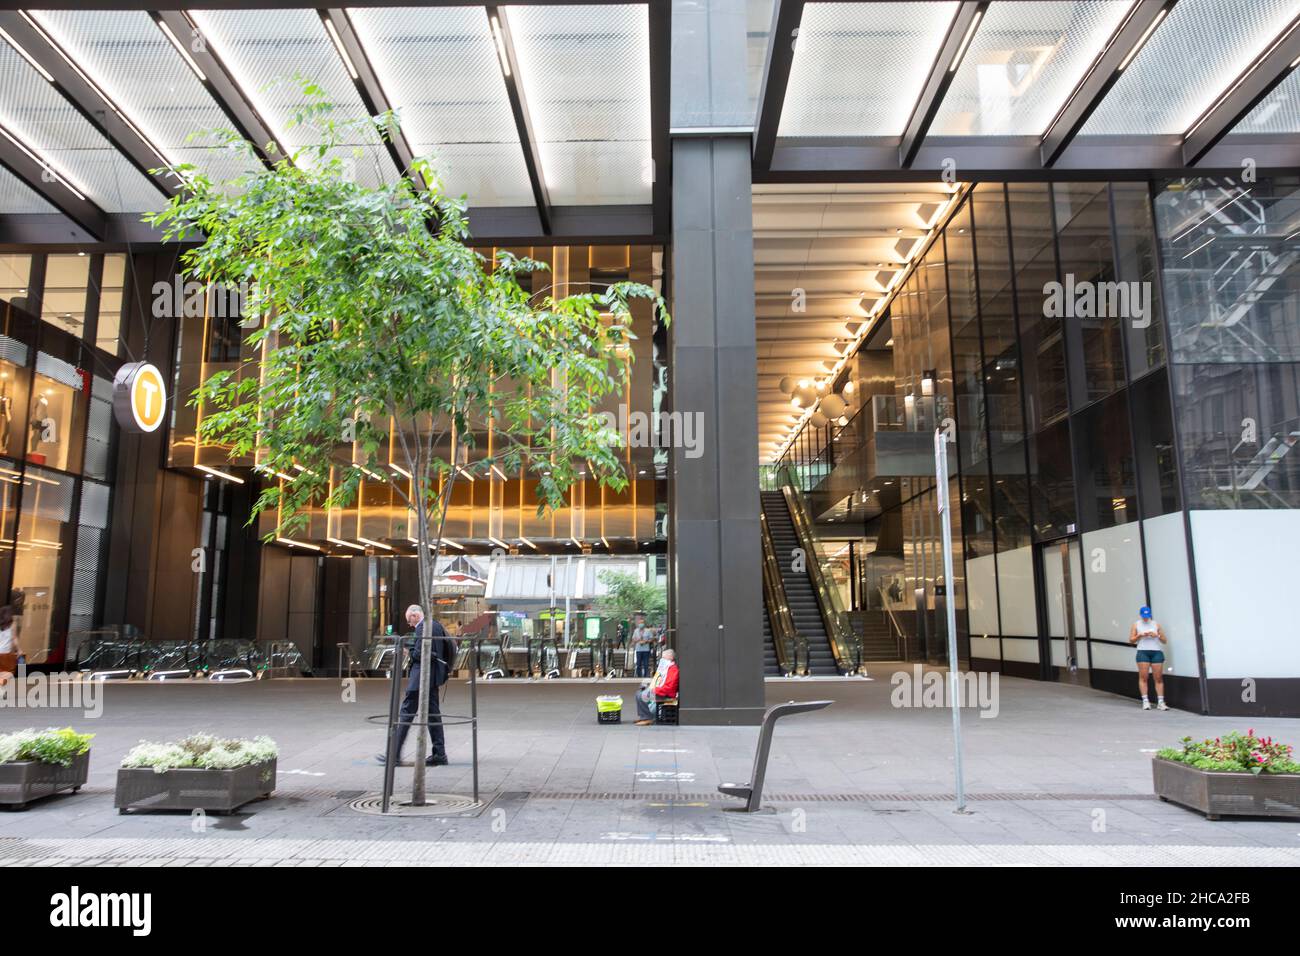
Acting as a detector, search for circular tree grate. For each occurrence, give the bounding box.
[347,792,484,817]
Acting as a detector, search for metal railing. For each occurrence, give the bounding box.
[878,584,909,659]
[776,464,864,675]
[760,509,807,676]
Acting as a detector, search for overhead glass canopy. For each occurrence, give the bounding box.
[28,9,263,187]
[0,34,165,212]
[190,7,401,189]
[505,3,652,205]
[1231,65,1300,134]
[1080,0,1300,135]
[778,1,960,138]
[348,6,535,206]
[931,0,1130,136]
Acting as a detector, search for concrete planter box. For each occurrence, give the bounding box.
[115,759,276,814]
[0,751,89,809]
[1153,757,1300,820]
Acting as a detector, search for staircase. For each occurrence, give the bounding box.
[761,605,780,675]
[760,491,838,675]
[850,610,903,661]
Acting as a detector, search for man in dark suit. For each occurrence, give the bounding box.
[378,604,455,767]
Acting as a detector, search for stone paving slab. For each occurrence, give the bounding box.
[1,670,1297,865]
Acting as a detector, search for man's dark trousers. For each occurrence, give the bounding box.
[393,629,449,762]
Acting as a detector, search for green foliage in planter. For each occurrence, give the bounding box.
[121,734,278,774]
[1157,730,1300,775]
[0,727,93,767]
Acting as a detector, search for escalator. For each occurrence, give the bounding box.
[760,490,842,675]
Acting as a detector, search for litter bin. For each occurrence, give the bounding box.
[596,695,623,724]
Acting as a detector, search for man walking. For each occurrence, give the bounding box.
[378,605,456,766]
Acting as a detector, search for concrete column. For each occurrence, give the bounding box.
[669,134,764,725]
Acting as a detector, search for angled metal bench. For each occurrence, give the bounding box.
[718,699,832,812]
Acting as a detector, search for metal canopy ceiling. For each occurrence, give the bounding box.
[0,1,664,243]
[755,0,1300,180]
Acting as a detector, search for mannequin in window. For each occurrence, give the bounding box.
[28,393,55,455]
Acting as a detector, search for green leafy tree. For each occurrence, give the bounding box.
[594,570,667,627]
[146,95,668,802]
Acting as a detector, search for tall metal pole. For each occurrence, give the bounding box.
[381,642,404,814]
[935,429,967,813]
[470,640,479,803]
[411,636,432,806]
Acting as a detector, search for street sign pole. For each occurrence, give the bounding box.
[935,428,967,813]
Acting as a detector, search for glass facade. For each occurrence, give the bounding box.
[780,179,1206,681]
[0,254,123,663]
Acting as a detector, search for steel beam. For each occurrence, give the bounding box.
[752,0,803,172]
[648,0,670,238]
[0,133,107,238]
[899,2,985,168]
[0,11,177,197]
[1182,15,1300,166]
[319,8,419,183]
[485,5,551,235]
[1040,0,1175,167]
[154,9,279,166]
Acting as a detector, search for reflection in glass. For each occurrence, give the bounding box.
[41,254,90,338]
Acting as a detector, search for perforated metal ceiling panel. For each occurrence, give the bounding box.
[347,6,535,207]
[0,162,57,214]
[190,7,400,189]
[28,9,262,188]
[778,1,960,138]
[0,32,165,212]
[504,4,652,205]
[1231,65,1300,134]
[931,0,1131,136]
[1082,0,1300,135]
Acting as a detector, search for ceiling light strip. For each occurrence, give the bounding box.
[0,124,87,201]
[19,11,174,173]
[0,24,52,81]
[155,18,207,82]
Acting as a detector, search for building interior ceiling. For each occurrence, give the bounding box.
[752,181,957,461]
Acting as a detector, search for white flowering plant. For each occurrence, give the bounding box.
[0,727,93,767]
[120,734,278,774]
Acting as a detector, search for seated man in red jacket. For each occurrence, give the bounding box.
[635,648,678,725]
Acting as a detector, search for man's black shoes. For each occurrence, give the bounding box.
[426,756,449,766]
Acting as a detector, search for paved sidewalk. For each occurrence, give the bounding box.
[1,669,1297,866]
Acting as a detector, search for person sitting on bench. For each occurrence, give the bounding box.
[636,648,678,725]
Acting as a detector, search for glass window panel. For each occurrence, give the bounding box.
[0,255,31,310]
[13,465,76,664]
[1008,182,1068,429]
[1072,389,1136,530]
[1027,417,1076,538]
[778,2,960,137]
[70,478,110,633]
[0,344,31,461]
[1153,176,1300,364]
[0,38,166,212]
[29,10,263,187]
[1131,369,1180,518]
[932,0,1131,136]
[83,375,113,481]
[1081,0,1300,135]
[41,254,90,338]
[1171,361,1300,509]
[95,253,126,356]
[348,7,536,207]
[190,9,400,190]
[505,4,652,204]
[1054,181,1125,404]
[1111,182,1166,379]
[29,350,86,474]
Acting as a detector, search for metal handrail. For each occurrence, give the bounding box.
[760,510,804,676]
[776,464,863,675]
[878,584,908,659]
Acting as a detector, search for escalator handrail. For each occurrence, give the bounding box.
[760,510,805,676]
[776,465,863,675]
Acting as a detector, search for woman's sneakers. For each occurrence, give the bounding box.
[1141,698,1152,710]
[1157,700,1169,711]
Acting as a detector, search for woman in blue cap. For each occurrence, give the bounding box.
[1128,606,1167,710]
